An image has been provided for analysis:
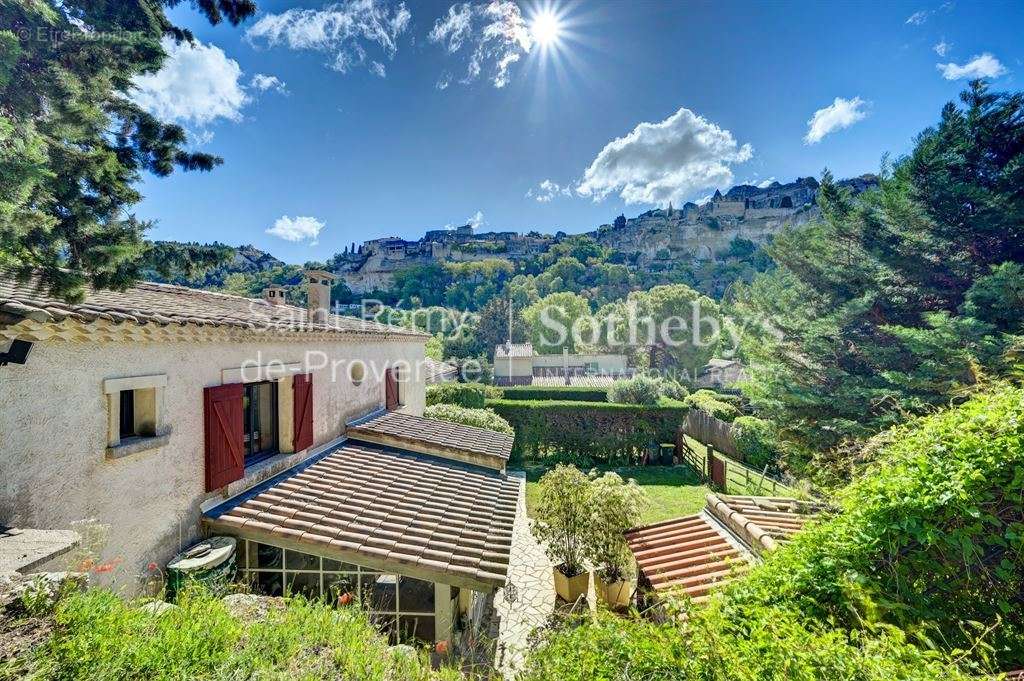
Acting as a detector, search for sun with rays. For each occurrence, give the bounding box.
[530,8,564,48]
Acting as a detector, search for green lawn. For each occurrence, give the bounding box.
[522,464,710,526]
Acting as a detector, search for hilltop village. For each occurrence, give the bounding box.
[328,174,877,293]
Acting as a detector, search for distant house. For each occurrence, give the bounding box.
[696,358,747,389]
[422,357,458,384]
[0,270,519,644]
[493,342,631,386]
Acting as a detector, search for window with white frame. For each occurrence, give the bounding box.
[104,374,168,457]
[238,539,438,643]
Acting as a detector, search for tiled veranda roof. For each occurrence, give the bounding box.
[205,439,520,590]
[626,494,823,601]
[0,273,424,339]
[626,514,749,601]
[348,411,513,467]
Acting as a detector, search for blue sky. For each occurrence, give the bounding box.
[134,0,1023,263]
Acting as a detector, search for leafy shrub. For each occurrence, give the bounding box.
[588,472,648,581]
[15,586,460,680]
[425,382,489,408]
[521,607,973,681]
[608,375,662,405]
[658,379,689,401]
[532,465,593,576]
[683,389,742,422]
[524,387,1024,678]
[727,385,1024,666]
[487,399,687,464]
[423,403,513,435]
[730,416,779,469]
[499,386,608,402]
[608,375,689,405]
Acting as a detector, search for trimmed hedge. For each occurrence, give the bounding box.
[425,382,500,408]
[487,398,687,464]
[731,416,780,470]
[499,386,609,402]
[423,404,514,435]
[683,389,742,422]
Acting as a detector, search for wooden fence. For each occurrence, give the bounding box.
[684,409,739,459]
[676,426,801,498]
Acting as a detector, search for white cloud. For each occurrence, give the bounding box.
[527,179,572,203]
[937,53,1007,80]
[266,215,325,245]
[250,73,287,93]
[804,96,868,145]
[429,1,532,88]
[131,38,248,126]
[467,210,485,229]
[933,40,952,57]
[246,0,410,75]
[192,129,215,146]
[905,10,931,25]
[436,71,452,90]
[756,177,776,189]
[369,61,387,77]
[575,107,753,206]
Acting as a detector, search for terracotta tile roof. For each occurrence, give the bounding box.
[494,342,533,359]
[626,494,823,601]
[348,412,513,467]
[205,439,520,589]
[0,273,425,339]
[626,513,750,601]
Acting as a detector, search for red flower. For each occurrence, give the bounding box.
[435,640,450,655]
[147,562,159,571]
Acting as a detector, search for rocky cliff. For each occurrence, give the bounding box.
[588,175,877,266]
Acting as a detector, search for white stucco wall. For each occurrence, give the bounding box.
[0,335,425,590]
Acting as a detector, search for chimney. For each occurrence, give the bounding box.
[263,286,287,305]
[305,270,336,323]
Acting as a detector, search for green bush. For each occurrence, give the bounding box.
[683,389,742,422]
[423,403,513,435]
[424,382,490,408]
[608,375,689,405]
[524,386,1024,678]
[488,398,686,464]
[13,586,461,680]
[731,416,779,469]
[607,375,662,405]
[727,385,1024,666]
[532,465,594,576]
[521,608,973,681]
[499,386,608,402]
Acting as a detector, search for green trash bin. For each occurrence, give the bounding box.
[166,536,237,601]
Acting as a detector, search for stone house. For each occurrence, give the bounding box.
[0,271,518,643]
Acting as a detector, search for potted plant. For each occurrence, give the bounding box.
[589,472,648,608]
[531,464,594,602]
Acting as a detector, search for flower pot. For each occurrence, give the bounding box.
[595,576,633,608]
[552,565,590,602]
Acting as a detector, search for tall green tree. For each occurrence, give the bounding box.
[522,291,592,354]
[0,0,256,302]
[735,81,1024,454]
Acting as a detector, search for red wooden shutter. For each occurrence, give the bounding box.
[293,373,314,453]
[204,383,244,491]
[385,368,399,411]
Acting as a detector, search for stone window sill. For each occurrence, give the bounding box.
[105,431,171,460]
